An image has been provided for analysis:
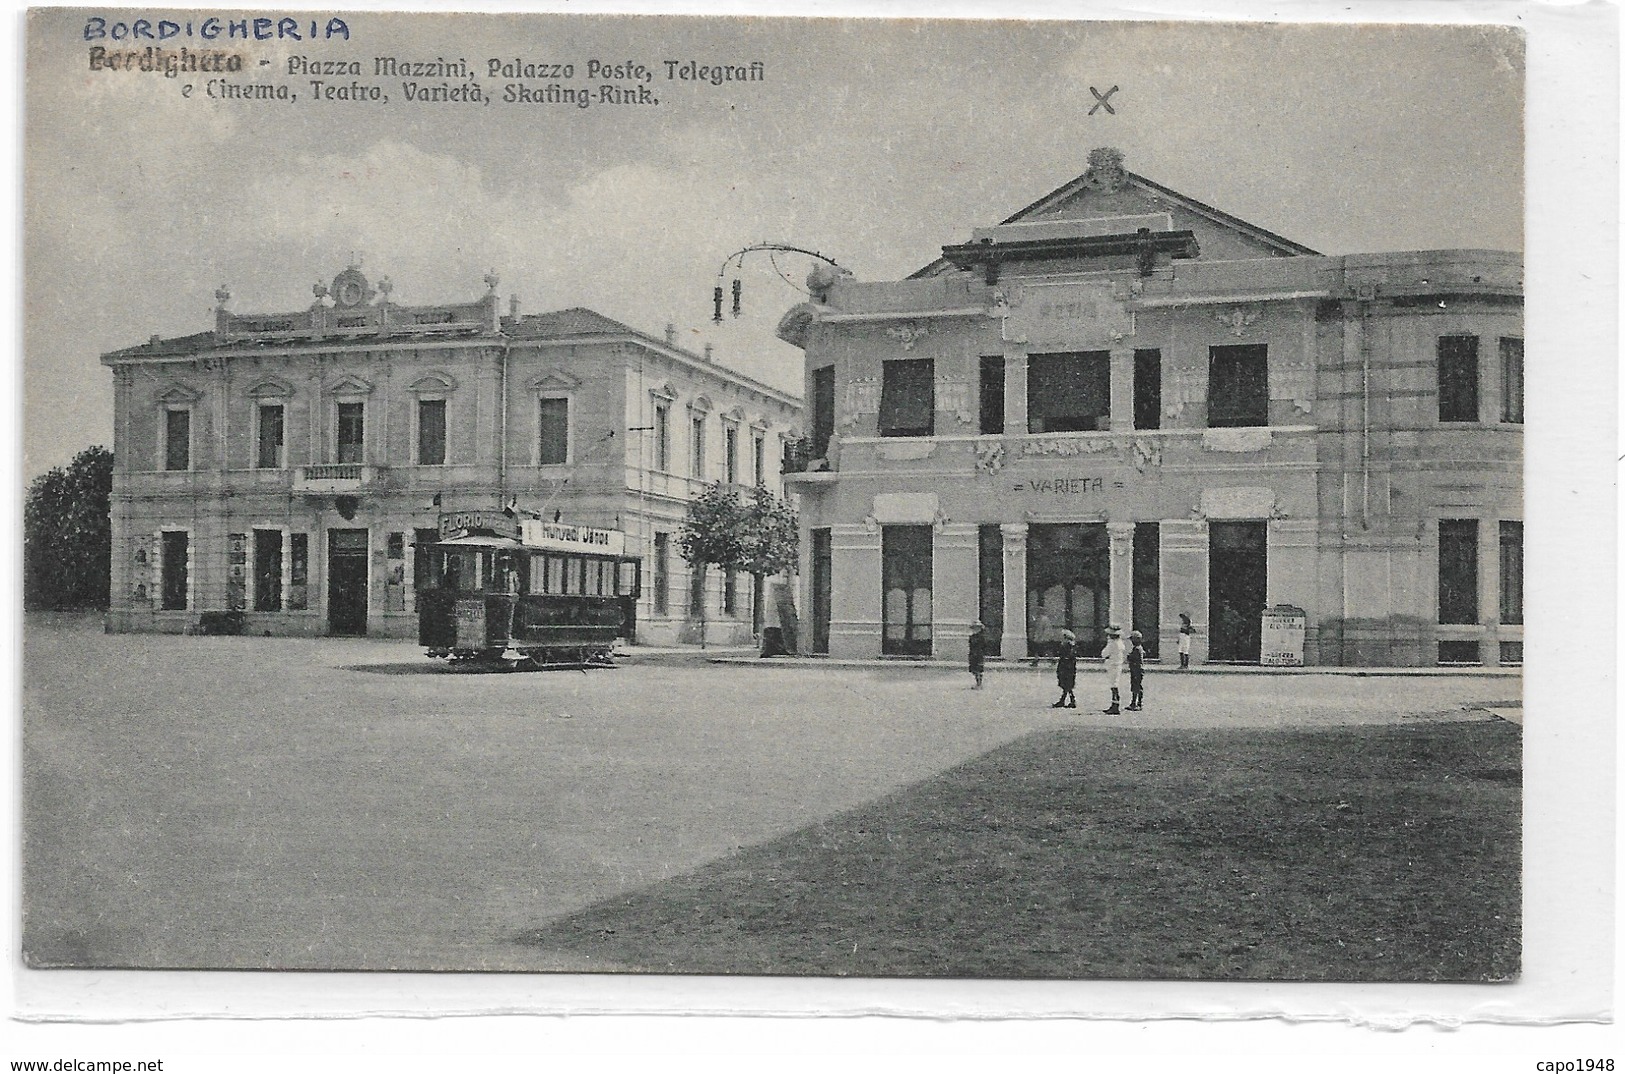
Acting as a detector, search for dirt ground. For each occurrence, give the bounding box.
[21,614,1519,973]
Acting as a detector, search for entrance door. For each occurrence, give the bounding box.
[881,525,933,656]
[327,528,369,636]
[1208,521,1266,661]
[1026,523,1108,656]
[810,528,832,655]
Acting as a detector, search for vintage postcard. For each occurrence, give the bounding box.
[15,3,1611,1025]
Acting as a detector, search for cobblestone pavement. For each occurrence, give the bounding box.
[22,615,1519,972]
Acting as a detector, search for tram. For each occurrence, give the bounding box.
[417,509,641,668]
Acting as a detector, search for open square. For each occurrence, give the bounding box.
[24,616,1518,978]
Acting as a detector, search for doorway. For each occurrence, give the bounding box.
[881,525,932,656]
[327,528,369,636]
[1208,521,1267,661]
[1026,522,1108,656]
[810,528,832,655]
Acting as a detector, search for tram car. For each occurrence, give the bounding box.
[417,510,641,668]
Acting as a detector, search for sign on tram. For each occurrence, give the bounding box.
[521,520,627,555]
[437,510,520,541]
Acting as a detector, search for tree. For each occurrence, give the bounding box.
[24,446,114,611]
[678,481,799,648]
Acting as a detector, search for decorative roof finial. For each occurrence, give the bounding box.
[1084,147,1128,193]
[214,284,231,308]
[484,269,500,293]
[378,275,393,298]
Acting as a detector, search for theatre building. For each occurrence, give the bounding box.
[777,149,1522,667]
[101,267,800,644]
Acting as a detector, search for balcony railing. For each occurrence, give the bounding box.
[293,463,387,493]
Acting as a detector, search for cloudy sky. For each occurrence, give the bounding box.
[24,10,1524,476]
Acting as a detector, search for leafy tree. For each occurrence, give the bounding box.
[24,446,113,611]
[678,481,798,648]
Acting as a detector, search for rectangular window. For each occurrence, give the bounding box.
[417,399,446,466]
[653,533,670,615]
[879,357,935,437]
[289,533,309,610]
[724,567,738,615]
[538,397,569,465]
[655,405,671,472]
[1133,521,1161,658]
[1134,349,1162,431]
[1438,336,1479,422]
[1438,640,1481,665]
[585,560,603,596]
[689,564,706,616]
[691,415,707,477]
[753,434,766,486]
[1500,337,1523,424]
[725,426,739,485]
[546,554,565,594]
[160,530,188,610]
[566,557,585,595]
[1027,351,1110,433]
[165,408,190,471]
[1207,344,1269,428]
[1499,641,1523,666]
[978,356,1005,435]
[257,404,284,469]
[253,530,283,612]
[977,523,1004,657]
[336,401,365,464]
[1499,520,1523,625]
[811,365,836,457]
[1438,519,1479,624]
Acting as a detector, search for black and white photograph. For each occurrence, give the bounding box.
[11,0,1616,1054]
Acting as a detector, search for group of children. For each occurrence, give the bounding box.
[966,613,1198,711]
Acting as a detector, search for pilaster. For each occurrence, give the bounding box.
[828,522,881,659]
[1107,520,1135,633]
[1003,348,1028,435]
[934,522,980,664]
[999,522,1028,658]
[1108,348,1135,432]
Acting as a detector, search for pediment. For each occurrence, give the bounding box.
[649,381,678,402]
[721,406,746,424]
[409,371,459,394]
[529,369,581,392]
[155,383,201,405]
[246,378,292,399]
[689,394,714,413]
[326,374,375,396]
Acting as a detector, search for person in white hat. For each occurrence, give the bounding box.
[1101,625,1126,714]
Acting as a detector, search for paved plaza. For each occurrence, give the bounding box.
[22,615,1519,973]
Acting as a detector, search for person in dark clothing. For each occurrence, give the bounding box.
[1052,629,1078,709]
[1126,630,1146,710]
[1178,613,1195,669]
[968,621,988,690]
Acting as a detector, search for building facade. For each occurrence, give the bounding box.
[102,267,801,645]
[777,149,1522,667]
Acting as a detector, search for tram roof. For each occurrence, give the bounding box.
[436,534,525,549]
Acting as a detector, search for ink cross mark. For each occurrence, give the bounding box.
[1089,85,1119,115]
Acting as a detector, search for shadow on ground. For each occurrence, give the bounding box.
[516,721,1521,981]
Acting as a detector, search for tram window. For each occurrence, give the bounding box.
[544,555,563,594]
[527,553,547,594]
[566,557,585,594]
[588,560,606,595]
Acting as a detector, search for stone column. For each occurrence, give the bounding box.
[829,522,881,659]
[1107,520,1135,633]
[1003,348,1028,436]
[1478,513,1500,666]
[999,522,1028,658]
[1160,518,1208,663]
[1108,347,1135,432]
[935,522,980,664]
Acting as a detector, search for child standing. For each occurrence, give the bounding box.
[1126,630,1146,710]
[1178,613,1195,669]
[1101,625,1125,714]
[968,621,987,690]
[1051,629,1077,709]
